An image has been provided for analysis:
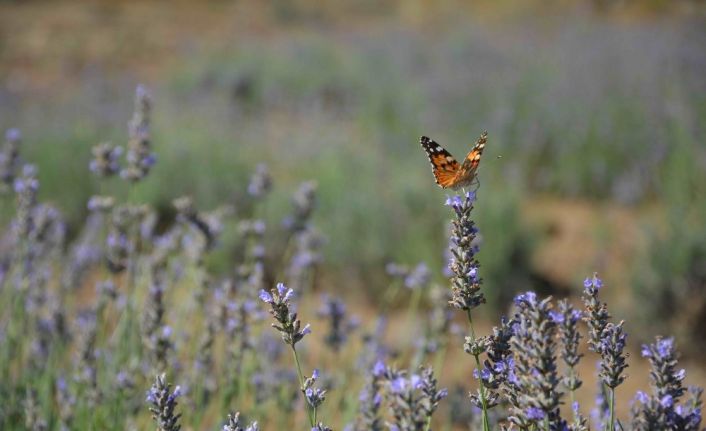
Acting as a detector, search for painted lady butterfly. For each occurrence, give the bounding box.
[420,131,488,189]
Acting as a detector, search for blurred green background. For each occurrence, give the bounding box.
[1,0,705,352]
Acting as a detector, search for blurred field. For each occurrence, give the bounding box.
[1,1,706,429]
[3,0,706,320]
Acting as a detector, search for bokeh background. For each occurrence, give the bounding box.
[1,0,706,429]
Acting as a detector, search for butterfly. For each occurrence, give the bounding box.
[419,131,488,190]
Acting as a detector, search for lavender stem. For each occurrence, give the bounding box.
[466,309,490,431]
[291,346,315,427]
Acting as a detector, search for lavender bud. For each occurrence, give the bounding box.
[446,190,486,311]
[147,373,182,431]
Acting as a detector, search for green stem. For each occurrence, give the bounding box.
[569,367,577,421]
[424,415,432,431]
[291,346,315,427]
[466,309,490,431]
[608,387,615,431]
[381,281,401,317]
[407,286,423,325]
[433,337,449,378]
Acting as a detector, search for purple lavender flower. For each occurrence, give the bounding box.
[526,407,545,421]
[445,194,462,209]
[147,373,182,431]
[13,164,39,241]
[352,361,385,431]
[383,367,446,430]
[1,127,22,193]
[282,181,317,234]
[556,300,583,394]
[513,291,537,307]
[303,369,327,409]
[55,376,76,430]
[469,316,514,410]
[286,227,324,292]
[598,321,628,389]
[121,85,156,182]
[143,275,172,372]
[89,143,123,177]
[632,337,702,430]
[317,295,358,352]
[259,290,273,303]
[582,273,610,354]
[23,389,47,430]
[260,283,310,347]
[73,311,101,406]
[173,196,221,253]
[247,163,272,198]
[505,292,562,429]
[222,412,259,431]
[420,367,448,419]
[403,263,431,290]
[446,190,486,311]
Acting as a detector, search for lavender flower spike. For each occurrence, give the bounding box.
[507,292,563,429]
[223,412,259,431]
[446,190,485,311]
[260,283,310,347]
[632,337,702,430]
[147,373,182,431]
[303,369,327,409]
[121,84,156,182]
[582,273,610,354]
[598,321,628,390]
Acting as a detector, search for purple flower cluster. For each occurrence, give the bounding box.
[631,337,703,430]
[121,85,156,182]
[386,262,432,290]
[282,181,317,235]
[89,142,123,178]
[470,316,515,409]
[223,412,260,431]
[143,275,173,373]
[381,364,448,431]
[581,274,628,430]
[351,360,385,431]
[582,274,608,353]
[247,163,272,198]
[317,295,359,353]
[556,299,583,394]
[445,191,485,311]
[598,321,628,389]
[506,291,563,429]
[1,127,22,193]
[260,283,311,347]
[147,373,182,431]
[303,369,327,409]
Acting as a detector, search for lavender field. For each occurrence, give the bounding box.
[1,1,706,430]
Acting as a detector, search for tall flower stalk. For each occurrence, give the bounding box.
[632,337,702,430]
[259,283,316,427]
[445,190,489,431]
[508,292,563,430]
[555,299,584,414]
[582,274,628,431]
[146,373,182,431]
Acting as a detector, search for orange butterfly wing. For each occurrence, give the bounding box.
[420,136,460,188]
[459,131,487,175]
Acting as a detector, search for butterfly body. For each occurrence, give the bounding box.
[420,132,488,189]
